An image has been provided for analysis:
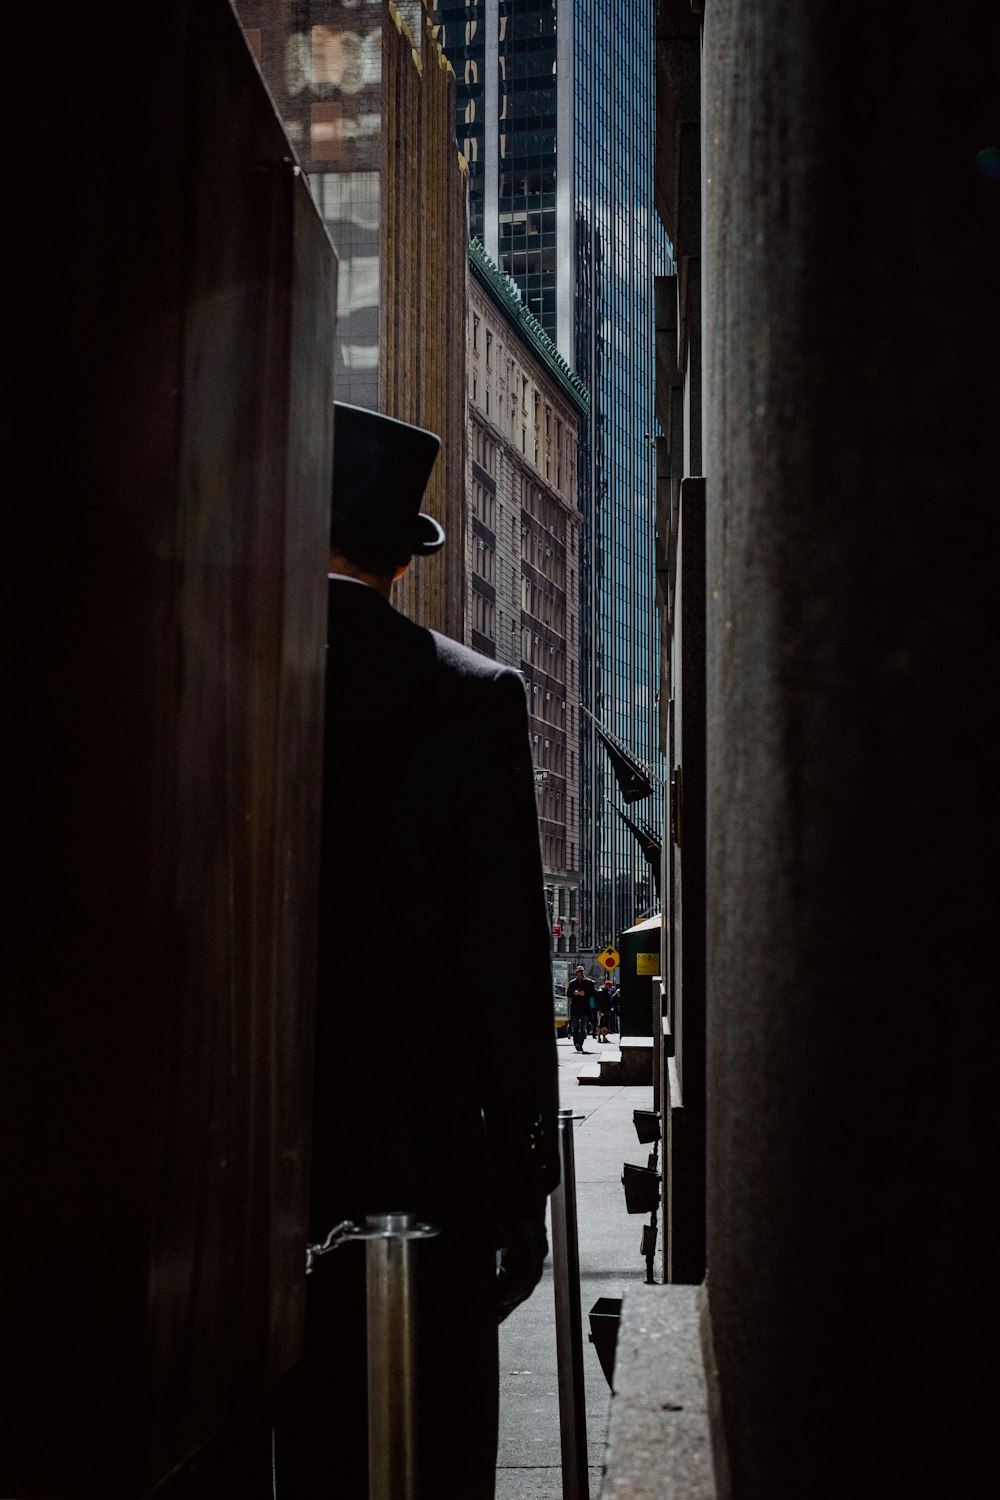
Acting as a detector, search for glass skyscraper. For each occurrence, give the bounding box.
[436,0,668,951]
[574,0,668,949]
[434,1,575,356]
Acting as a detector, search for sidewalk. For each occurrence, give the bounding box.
[496,1034,656,1499]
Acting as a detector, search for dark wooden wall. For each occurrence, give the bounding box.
[6,3,336,1494]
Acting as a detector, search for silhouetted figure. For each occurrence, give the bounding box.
[567,965,598,1051]
[273,403,559,1499]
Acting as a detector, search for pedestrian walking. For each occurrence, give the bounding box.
[567,965,598,1052]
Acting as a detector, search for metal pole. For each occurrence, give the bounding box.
[551,1108,590,1500]
[358,1211,438,1500]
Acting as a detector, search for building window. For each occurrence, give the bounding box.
[311,26,342,85]
[310,103,342,164]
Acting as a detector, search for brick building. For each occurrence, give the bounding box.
[466,238,588,957]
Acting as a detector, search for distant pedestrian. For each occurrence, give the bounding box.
[596,976,618,1042]
[567,965,598,1052]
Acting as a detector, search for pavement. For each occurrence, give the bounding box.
[495,1033,656,1499]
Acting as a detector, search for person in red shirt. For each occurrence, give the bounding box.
[596,976,618,1042]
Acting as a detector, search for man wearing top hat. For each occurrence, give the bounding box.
[273,403,560,1498]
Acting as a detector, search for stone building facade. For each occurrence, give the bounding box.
[466,240,588,956]
[237,1,468,639]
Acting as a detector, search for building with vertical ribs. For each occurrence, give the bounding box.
[466,239,588,955]
[237,1,469,638]
[433,0,575,358]
[433,1,668,953]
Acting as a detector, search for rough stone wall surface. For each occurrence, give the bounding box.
[701,4,998,1497]
[601,1284,717,1500]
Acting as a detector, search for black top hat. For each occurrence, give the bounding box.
[330,401,445,557]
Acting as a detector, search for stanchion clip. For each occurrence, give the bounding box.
[305,1220,358,1274]
[306,1213,440,1274]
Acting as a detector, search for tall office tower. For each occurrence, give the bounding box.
[436,1,667,951]
[433,1,575,359]
[574,0,668,952]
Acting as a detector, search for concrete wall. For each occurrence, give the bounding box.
[701,3,998,1495]
[654,0,707,1289]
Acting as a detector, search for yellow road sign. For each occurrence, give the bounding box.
[597,945,620,971]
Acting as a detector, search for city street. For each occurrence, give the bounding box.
[496,1035,656,1498]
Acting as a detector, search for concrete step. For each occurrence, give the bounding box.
[577,1037,654,1086]
[578,1048,623,1085]
[577,1059,612,1084]
[618,1036,654,1086]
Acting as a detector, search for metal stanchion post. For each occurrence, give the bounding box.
[365,1213,416,1500]
[308,1212,438,1500]
[551,1108,590,1500]
[358,1212,439,1500]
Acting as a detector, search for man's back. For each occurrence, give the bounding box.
[277,405,559,1500]
[313,580,558,1229]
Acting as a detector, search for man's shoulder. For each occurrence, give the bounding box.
[391,612,528,700]
[330,592,527,712]
[427,627,521,689]
[328,581,498,682]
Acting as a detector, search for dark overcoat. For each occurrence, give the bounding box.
[275,579,559,1499]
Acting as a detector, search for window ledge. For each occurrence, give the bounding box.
[600,1283,720,1500]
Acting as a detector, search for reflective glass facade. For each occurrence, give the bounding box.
[436,2,488,234]
[434,1,572,352]
[495,0,559,336]
[575,0,668,949]
[436,0,668,951]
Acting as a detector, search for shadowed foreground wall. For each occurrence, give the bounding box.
[701,4,997,1497]
[7,2,336,1493]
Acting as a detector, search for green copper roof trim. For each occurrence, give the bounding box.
[468,238,590,416]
